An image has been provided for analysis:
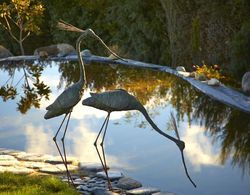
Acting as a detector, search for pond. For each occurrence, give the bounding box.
[0,61,250,195]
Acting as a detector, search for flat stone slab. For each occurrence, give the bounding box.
[0,166,34,174]
[96,170,124,181]
[38,164,78,174]
[116,177,142,190]
[22,161,53,169]
[45,156,79,165]
[16,153,51,162]
[0,155,16,160]
[0,155,20,166]
[55,164,78,171]
[79,162,105,172]
[39,165,62,174]
[126,187,160,195]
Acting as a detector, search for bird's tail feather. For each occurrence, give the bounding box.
[57,20,85,33]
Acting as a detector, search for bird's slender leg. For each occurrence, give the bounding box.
[94,113,109,146]
[53,113,73,184]
[61,111,75,186]
[100,113,113,191]
[94,114,109,170]
[94,113,112,191]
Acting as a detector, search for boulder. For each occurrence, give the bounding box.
[0,45,13,58]
[242,72,250,95]
[96,170,124,181]
[34,43,76,58]
[176,66,186,72]
[116,177,142,190]
[207,78,220,86]
[81,49,92,57]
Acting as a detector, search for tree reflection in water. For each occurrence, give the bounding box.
[171,78,250,176]
[0,60,249,175]
[0,62,51,113]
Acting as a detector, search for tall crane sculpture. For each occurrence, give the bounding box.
[44,21,123,184]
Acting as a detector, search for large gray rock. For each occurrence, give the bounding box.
[207,78,220,86]
[96,170,124,181]
[116,177,142,190]
[0,45,13,58]
[79,162,104,172]
[176,66,186,72]
[242,72,250,95]
[34,43,76,58]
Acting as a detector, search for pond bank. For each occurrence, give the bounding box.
[0,148,175,195]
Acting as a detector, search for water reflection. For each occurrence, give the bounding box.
[0,62,50,113]
[182,124,220,171]
[0,61,250,193]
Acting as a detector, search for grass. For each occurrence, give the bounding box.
[0,172,79,195]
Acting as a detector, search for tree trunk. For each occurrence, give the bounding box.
[159,0,178,67]
[19,41,25,55]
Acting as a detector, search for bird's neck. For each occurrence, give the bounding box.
[76,34,87,87]
[139,104,179,144]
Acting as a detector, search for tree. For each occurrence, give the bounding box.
[0,0,44,55]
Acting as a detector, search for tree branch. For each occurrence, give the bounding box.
[3,15,19,42]
[22,31,30,41]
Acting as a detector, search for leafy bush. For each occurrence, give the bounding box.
[194,64,224,80]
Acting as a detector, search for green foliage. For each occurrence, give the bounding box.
[0,0,250,78]
[0,0,45,54]
[0,172,78,194]
[194,64,224,80]
[191,16,201,63]
[230,21,250,79]
[0,85,17,101]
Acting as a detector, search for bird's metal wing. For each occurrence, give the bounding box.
[89,89,134,111]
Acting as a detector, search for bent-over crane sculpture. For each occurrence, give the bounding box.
[82,89,196,190]
[44,21,124,185]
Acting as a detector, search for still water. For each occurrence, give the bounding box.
[0,61,249,195]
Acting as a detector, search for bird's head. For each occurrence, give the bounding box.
[176,140,185,151]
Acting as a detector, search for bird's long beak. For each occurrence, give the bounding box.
[170,112,197,188]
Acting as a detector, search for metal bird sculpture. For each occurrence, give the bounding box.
[44,21,124,185]
[57,21,196,190]
[82,89,196,190]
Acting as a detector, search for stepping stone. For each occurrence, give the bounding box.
[0,149,23,156]
[116,177,142,190]
[39,165,62,174]
[96,170,124,181]
[22,161,50,169]
[126,187,160,195]
[55,164,78,171]
[2,166,34,174]
[45,156,78,165]
[16,153,50,162]
[0,155,19,166]
[79,162,105,172]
